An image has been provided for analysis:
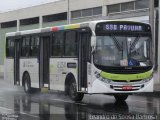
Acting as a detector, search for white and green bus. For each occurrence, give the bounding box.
[4,20,153,101]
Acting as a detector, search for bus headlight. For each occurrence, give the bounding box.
[95,71,111,84]
[103,79,111,84]
[142,75,153,83]
[95,71,100,78]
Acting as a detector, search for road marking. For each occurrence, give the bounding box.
[51,98,87,106]
[32,97,87,106]
[20,112,39,118]
[51,98,74,104]
[74,102,87,106]
[128,99,155,104]
[0,106,38,118]
[0,106,12,111]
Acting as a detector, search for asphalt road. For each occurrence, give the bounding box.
[0,79,159,120]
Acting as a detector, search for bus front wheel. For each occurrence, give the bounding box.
[114,94,128,101]
[69,81,84,102]
[23,73,32,93]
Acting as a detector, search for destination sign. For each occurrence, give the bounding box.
[95,22,151,35]
[104,24,143,32]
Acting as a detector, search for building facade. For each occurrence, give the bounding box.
[0,0,155,66]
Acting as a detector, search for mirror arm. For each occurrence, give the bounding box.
[91,46,96,54]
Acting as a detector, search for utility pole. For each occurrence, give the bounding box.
[17,20,20,31]
[158,0,160,84]
[67,0,70,24]
[149,0,155,64]
[149,0,156,79]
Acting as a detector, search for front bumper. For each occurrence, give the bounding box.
[89,78,153,93]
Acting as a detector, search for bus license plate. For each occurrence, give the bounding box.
[122,86,133,90]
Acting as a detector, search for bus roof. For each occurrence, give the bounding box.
[6,20,150,37]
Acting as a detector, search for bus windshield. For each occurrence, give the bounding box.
[93,35,151,67]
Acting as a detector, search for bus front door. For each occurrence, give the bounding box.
[39,36,50,89]
[78,32,89,91]
[14,39,20,85]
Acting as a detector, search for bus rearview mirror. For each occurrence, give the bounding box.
[91,36,96,47]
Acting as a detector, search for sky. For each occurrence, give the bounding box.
[0,0,60,12]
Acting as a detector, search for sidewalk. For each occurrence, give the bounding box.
[0,72,3,79]
[0,66,4,79]
[153,71,160,92]
[154,83,160,92]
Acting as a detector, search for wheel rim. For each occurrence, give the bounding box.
[24,79,29,91]
[70,83,77,98]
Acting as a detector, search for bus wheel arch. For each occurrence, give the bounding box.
[114,94,128,101]
[65,73,84,101]
[65,73,75,95]
[22,71,32,93]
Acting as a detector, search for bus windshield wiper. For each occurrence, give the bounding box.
[110,35,122,51]
[130,36,140,51]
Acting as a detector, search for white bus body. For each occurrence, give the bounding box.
[4,20,153,101]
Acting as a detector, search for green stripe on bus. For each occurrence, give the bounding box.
[100,70,152,81]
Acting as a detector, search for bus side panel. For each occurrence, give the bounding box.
[20,59,39,88]
[87,62,92,92]
[50,58,78,91]
[88,64,101,93]
[4,59,14,85]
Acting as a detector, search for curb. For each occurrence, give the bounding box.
[134,91,160,97]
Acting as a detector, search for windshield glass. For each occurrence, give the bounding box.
[94,35,151,67]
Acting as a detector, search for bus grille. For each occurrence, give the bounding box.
[103,69,151,74]
[112,79,142,83]
[110,84,144,91]
[95,65,152,74]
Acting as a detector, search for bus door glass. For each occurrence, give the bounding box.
[14,38,20,85]
[39,36,50,88]
[78,32,90,91]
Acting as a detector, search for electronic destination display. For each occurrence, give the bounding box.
[104,24,143,32]
[95,21,151,34]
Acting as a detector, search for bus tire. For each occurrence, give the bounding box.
[69,81,84,102]
[23,73,32,93]
[114,94,128,101]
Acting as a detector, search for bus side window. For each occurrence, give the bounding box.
[21,36,30,57]
[51,32,64,57]
[30,36,39,57]
[78,31,91,62]
[6,38,10,57]
[87,34,91,62]
[65,31,77,57]
[6,38,15,58]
